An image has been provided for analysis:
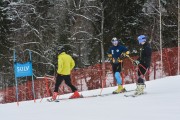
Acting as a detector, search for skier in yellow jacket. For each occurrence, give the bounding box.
[51,47,80,101]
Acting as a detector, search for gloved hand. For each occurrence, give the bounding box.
[107,54,113,62]
[119,53,126,59]
[108,54,112,59]
[125,51,130,56]
[112,58,121,64]
[125,51,130,57]
[120,51,130,59]
[108,54,112,58]
[133,60,140,65]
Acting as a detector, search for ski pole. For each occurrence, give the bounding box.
[126,55,147,71]
[126,55,135,62]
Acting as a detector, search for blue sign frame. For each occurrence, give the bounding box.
[13,50,36,105]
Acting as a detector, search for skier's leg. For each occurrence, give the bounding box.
[112,63,121,84]
[64,75,80,98]
[137,65,147,84]
[52,74,63,100]
[135,65,147,95]
[115,72,122,85]
[64,75,77,92]
[113,63,125,94]
[54,74,63,92]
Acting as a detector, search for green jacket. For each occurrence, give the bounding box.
[57,52,75,75]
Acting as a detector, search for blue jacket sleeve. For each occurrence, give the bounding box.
[121,45,128,52]
[107,47,112,54]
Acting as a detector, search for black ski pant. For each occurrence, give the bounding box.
[137,63,149,84]
[112,62,123,74]
[54,74,77,92]
[111,62,123,85]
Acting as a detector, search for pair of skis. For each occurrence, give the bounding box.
[47,89,136,102]
[47,95,86,102]
[47,94,100,102]
[124,92,147,97]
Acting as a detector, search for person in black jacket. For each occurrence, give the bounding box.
[133,35,152,95]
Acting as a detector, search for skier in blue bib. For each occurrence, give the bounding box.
[107,37,129,94]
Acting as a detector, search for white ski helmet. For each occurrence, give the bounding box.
[111,37,118,46]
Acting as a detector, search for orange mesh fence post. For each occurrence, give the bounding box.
[99,64,103,95]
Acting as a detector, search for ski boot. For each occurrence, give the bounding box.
[69,91,81,99]
[48,92,58,102]
[134,84,145,95]
[113,85,126,94]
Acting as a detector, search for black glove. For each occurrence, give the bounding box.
[107,54,112,61]
[120,51,130,59]
[112,58,122,64]
[133,60,140,65]
[119,53,126,59]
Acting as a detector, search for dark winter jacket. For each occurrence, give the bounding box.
[107,45,128,59]
[138,42,152,68]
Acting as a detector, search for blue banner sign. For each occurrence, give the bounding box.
[14,61,33,78]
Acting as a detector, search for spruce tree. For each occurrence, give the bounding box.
[103,0,146,55]
[0,0,12,88]
[0,1,11,55]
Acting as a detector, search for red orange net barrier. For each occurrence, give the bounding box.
[0,47,179,104]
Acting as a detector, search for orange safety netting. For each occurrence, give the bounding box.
[0,47,179,104]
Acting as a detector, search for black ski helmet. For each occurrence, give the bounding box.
[57,46,65,54]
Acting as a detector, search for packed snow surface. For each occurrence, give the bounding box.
[0,75,180,120]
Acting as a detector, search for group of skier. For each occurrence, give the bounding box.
[50,35,152,101]
[107,35,152,95]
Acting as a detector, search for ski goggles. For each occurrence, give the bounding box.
[138,35,146,44]
[138,39,146,44]
[111,40,118,44]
